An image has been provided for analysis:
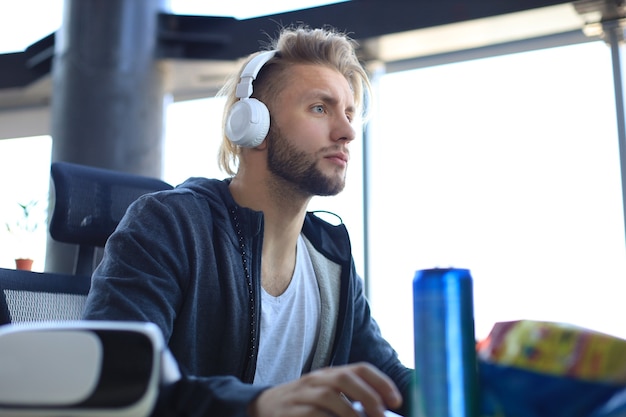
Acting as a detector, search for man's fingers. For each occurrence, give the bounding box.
[249,363,402,417]
[304,363,402,417]
[350,362,403,409]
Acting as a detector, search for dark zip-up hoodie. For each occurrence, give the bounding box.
[83,177,412,416]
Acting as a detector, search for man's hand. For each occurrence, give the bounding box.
[247,362,402,417]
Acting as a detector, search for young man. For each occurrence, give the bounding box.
[83,25,413,417]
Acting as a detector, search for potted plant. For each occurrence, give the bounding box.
[4,200,46,271]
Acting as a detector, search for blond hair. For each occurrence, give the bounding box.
[217,25,372,176]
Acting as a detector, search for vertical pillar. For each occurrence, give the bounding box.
[604,20,626,249]
[46,0,169,273]
[361,62,385,299]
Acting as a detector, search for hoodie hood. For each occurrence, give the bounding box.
[174,176,350,261]
[176,177,235,207]
[174,176,264,239]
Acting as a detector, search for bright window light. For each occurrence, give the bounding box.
[368,40,626,367]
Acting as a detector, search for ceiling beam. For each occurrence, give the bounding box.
[0,0,577,116]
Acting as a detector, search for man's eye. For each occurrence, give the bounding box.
[312,105,325,114]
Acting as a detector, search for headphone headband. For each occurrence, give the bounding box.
[235,50,278,99]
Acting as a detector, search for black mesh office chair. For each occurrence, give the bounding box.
[49,161,174,276]
[0,162,173,325]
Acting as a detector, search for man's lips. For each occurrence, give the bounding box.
[324,152,349,165]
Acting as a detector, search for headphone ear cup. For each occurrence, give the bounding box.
[225,98,270,148]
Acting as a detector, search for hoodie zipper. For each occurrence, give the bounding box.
[231,207,259,383]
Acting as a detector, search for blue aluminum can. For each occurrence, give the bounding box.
[412,268,478,417]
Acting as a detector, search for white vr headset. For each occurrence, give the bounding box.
[0,321,180,417]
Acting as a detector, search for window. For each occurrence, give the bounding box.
[0,136,52,271]
[367,41,626,367]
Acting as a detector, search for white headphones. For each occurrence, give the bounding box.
[225,50,277,148]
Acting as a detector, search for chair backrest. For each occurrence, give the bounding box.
[0,267,91,325]
[49,161,173,276]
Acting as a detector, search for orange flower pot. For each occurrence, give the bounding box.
[15,258,34,271]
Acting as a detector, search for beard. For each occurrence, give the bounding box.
[266,125,347,197]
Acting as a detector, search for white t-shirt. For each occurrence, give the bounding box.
[253,234,321,385]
